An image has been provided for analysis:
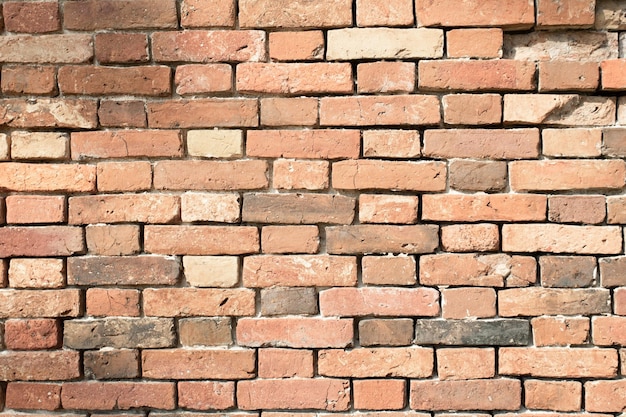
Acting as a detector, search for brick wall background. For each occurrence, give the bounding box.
[0,0,625,414]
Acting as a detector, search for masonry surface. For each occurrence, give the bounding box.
[0,0,625,415]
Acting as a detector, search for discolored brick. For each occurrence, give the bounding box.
[359,319,414,346]
[261,287,318,316]
[179,317,232,347]
[83,350,140,380]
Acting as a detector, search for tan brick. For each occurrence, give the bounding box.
[69,194,179,225]
[600,256,626,287]
[502,224,622,254]
[499,288,610,316]
[8,258,64,289]
[447,29,503,58]
[416,0,534,28]
[243,255,355,287]
[154,160,268,191]
[603,128,626,157]
[333,160,446,191]
[619,290,626,315]
[423,194,546,222]
[539,61,599,92]
[359,194,418,224]
[10,131,68,160]
[86,289,140,317]
[95,33,148,64]
[61,382,175,410]
[4,319,61,350]
[97,161,152,192]
[441,288,496,319]
[354,379,406,410]
[261,226,320,254]
[147,99,258,129]
[0,163,95,193]
[269,31,324,61]
[442,94,502,125]
[411,379,521,411]
[540,256,597,288]
[143,288,255,317]
[449,160,507,192]
[72,130,181,160]
[187,130,242,158]
[142,349,255,380]
[260,97,318,127]
[59,65,170,96]
[549,195,606,224]
[357,0,414,26]
[525,379,581,411]
[86,225,140,256]
[5,382,61,410]
[357,62,415,93]
[319,347,433,378]
[321,287,438,317]
[503,95,616,126]
[183,256,239,287]
[327,225,439,254]
[0,98,98,129]
[441,224,499,252]
[542,128,602,157]
[98,100,146,128]
[0,34,93,63]
[362,130,421,158]
[359,318,414,346]
[362,256,416,286]
[181,0,235,27]
[423,128,539,159]
[1,65,56,95]
[0,226,85,257]
[585,380,626,412]
[258,348,314,378]
[0,134,9,160]
[504,31,618,61]
[243,193,355,224]
[5,196,65,224]
[273,160,329,191]
[596,0,626,29]
[144,225,259,255]
[181,192,239,223]
[0,351,79,381]
[178,381,234,411]
[247,129,359,159]
[420,60,535,91]
[237,318,353,348]
[179,317,232,347]
[175,64,232,95]
[537,0,595,27]
[64,0,177,30]
[437,348,495,380]
[84,350,139,380]
[608,196,626,223]
[239,0,352,28]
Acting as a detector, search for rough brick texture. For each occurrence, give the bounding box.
[0,2,623,416]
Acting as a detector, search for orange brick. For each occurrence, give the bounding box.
[273,159,329,190]
[97,161,152,192]
[177,381,234,410]
[175,64,232,95]
[260,97,318,127]
[318,347,433,378]
[86,288,140,317]
[239,0,352,28]
[420,60,535,91]
[502,224,622,254]
[319,287,439,317]
[359,194,418,224]
[258,348,314,378]
[531,317,590,346]
[362,129,421,158]
[147,99,258,128]
[416,0,534,28]
[537,0,595,27]
[333,160,446,191]
[1,65,56,95]
[247,130,359,159]
[69,194,179,225]
[542,128,602,157]
[510,160,626,191]
[601,59,626,90]
[95,33,148,64]
[5,196,65,224]
[143,288,255,317]
[423,194,546,222]
[447,29,503,58]
[357,0,413,26]
[353,379,406,410]
[180,0,235,27]
[539,61,599,91]
[362,255,417,286]
[144,225,259,255]
[243,255,355,287]
[237,318,353,348]
[152,160,268,191]
[442,94,502,125]
[3,2,60,33]
[72,130,181,160]
[437,348,496,380]
[357,61,415,93]
[525,380,582,411]
[4,319,61,350]
[593,316,626,346]
[269,31,324,61]
[142,349,255,380]
[424,128,539,159]
[585,379,626,412]
[441,288,496,319]
[261,226,320,254]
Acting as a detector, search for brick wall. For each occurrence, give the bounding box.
[0,0,625,414]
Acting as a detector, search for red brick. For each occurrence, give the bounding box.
[359,194,418,224]
[592,316,626,345]
[153,30,265,62]
[95,33,148,64]
[4,319,61,350]
[357,62,415,93]
[411,379,521,411]
[585,380,626,412]
[357,0,414,26]
[419,60,535,91]
[178,381,234,410]
[175,64,232,95]
[327,225,439,255]
[441,288,496,319]
[85,225,140,256]
[61,382,175,410]
[64,0,177,30]
[537,0,595,27]
[0,34,92,64]
[181,0,235,27]
[247,130,359,159]
[0,226,85,257]
[442,94,502,125]
[525,380,582,411]
[415,0,534,28]
[260,97,318,126]
[3,2,60,33]
[539,61,599,92]
[97,162,152,192]
[362,130,421,158]
[319,347,432,377]
[237,318,353,348]
[0,99,97,129]
[239,0,352,28]
[332,160,446,191]
[144,225,259,255]
[422,194,546,222]
[237,379,350,411]
[362,256,417,286]
[500,347,617,378]
[269,31,325,61]
[320,287,439,317]
[441,224,499,252]
[153,160,268,191]
[424,128,539,159]
[86,289,140,317]
[549,195,606,224]
[5,382,61,410]
[258,348,314,378]
[354,379,406,410]
[532,316,590,346]
[437,348,495,380]
[447,29,503,58]
[143,288,255,317]
[68,194,179,224]
[147,99,258,128]
[261,226,320,254]
[142,349,255,379]
[1,66,56,95]
[5,196,65,224]
[98,100,147,128]
[0,351,80,381]
[8,258,64,289]
[273,160,329,191]
[321,95,441,126]
[542,128,602,157]
[59,66,170,96]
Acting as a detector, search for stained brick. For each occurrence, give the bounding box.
[64,318,175,349]
[414,319,530,346]
[64,0,177,30]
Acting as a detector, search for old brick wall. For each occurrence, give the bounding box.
[0,0,625,414]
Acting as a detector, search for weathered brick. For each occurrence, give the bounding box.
[359,318,414,346]
[4,319,61,350]
[504,95,616,126]
[8,258,64,289]
[148,99,258,128]
[525,380,582,411]
[504,31,618,61]
[237,318,353,348]
[414,319,530,346]
[420,60,535,91]
[608,196,626,224]
[549,195,606,224]
[59,65,170,96]
[0,227,85,257]
[85,225,140,256]
[5,382,61,410]
[181,0,235,27]
[543,128,602,157]
[441,224,499,253]
[615,288,626,315]
[359,194,418,224]
[143,288,255,317]
[416,0,534,28]
[424,128,539,159]
[0,289,80,318]
[499,288,610,316]
[499,347,617,378]
[242,193,355,224]
[592,316,626,345]
[69,194,180,224]
[540,256,597,287]
[260,97,318,127]
[354,379,406,410]
[537,0,595,27]
[327,225,439,254]
[357,0,413,26]
[362,130,421,158]
[270,31,325,61]
[0,163,95,193]
[0,99,97,129]
[247,129,359,159]
[181,192,240,223]
[153,31,265,62]
[97,161,152,192]
[511,160,625,191]
[502,224,623,254]
[0,134,7,160]
[603,128,626,157]
[84,350,139,379]
[362,256,417,285]
[273,160,329,191]
[258,348,314,378]
[243,255,355,287]
[333,160,445,191]
[437,348,495,380]
[142,349,255,379]
[3,2,60,33]
[442,94,502,125]
[600,257,626,286]
[86,288,140,317]
[61,382,175,410]
[319,347,433,378]
[357,62,415,93]
[410,379,522,411]
[11,132,68,161]
[585,380,626,412]
[532,316,590,346]
[423,194,545,222]
[0,35,93,64]
[154,160,267,191]
[320,287,439,317]
[1,65,56,95]
[441,288,497,319]
[183,256,239,287]
[144,225,259,255]
[72,130,181,159]
[95,33,148,64]
[447,29,503,58]
[64,318,175,349]
[539,61,599,92]
[178,381,235,410]
[0,351,80,381]
[237,379,350,411]
[239,0,352,28]
[6,196,65,225]
[64,0,177,30]
[179,317,232,347]
[261,226,320,254]
[98,100,147,128]
[261,287,318,316]
[449,160,507,192]
[175,65,232,95]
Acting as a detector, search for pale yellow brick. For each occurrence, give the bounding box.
[9,258,65,288]
[186,129,243,158]
[183,256,239,287]
[181,192,240,223]
[0,134,8,160]
[10,131,69,160]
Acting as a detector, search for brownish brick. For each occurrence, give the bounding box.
[539,61,599,91]
[261,287,318,316]
[64,318,175,349]
[410,379,521,411]
[362,256,417,286]
[64,0,177,30]
[60,382,175,410]
[539,256,597,288]
[98,100,147,128]
[242,193,355,224]
[142,349,255,379]
[600,256,626,286]
[0,351,80,381]
[449,160,507,192]
[144,225,259,255]
[1,66,56,95]
[5,382,61,410]
[362,130,421,158]
[548,195,606,224]
[442,94,502,125]
[85,225,140,256]
[59,66,171,96]
[592,316,626,346]
[603,128,626,157]
[68,256,179,286]
[179,318,232,347]
[68,194,180,224]
[260,97,318,127]
[0,35,93,64]
[143,288,255,317]
[147,99,258,128]
[181,0,235,27]
[441,288,496,319]
[423,128,539,159]
[359,318,414,346]
[262,226,320,254]
[327,225,439,254]
[0,99,97,129]
[84,350,140,379]
[95,33,148,64]
[3,2,60,33]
